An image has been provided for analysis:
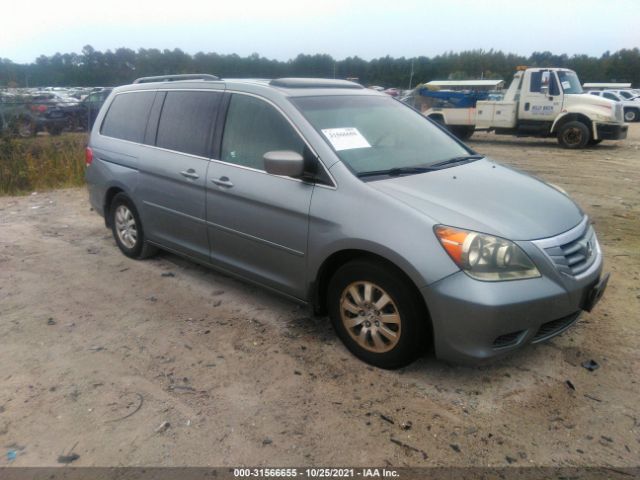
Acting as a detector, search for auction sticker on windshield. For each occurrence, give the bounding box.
[322,127,371,151]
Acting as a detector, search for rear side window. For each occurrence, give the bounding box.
[156,91,221,157]
[101,91,155,143]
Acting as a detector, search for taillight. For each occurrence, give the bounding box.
[85,147,93,167]
[30,104,48,113]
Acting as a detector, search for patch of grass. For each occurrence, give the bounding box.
[0,133,87,195]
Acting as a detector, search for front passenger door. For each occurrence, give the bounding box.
[206,93,315,298]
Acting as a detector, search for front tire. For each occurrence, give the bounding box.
[624,108,638,122]
[557,121,590,149]
[327,259,428,369]
[110,193,157,259]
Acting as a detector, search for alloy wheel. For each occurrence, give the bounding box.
[339,281,401,353]
[114,205,138,249]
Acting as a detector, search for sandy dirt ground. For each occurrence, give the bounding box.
[0,125,638,468]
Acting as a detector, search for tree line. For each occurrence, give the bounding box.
[1,45,638,88]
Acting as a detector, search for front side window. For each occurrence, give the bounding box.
[603,92,619,101]
[529,71,560,94]
[156,91,221,157]
[221,94,305,170]
[291,95,469,175]
[101,91,155,143]
[557,71,583,94]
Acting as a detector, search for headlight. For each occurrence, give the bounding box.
[434,226,540,281]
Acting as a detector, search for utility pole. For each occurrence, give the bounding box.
[408,59,414,90]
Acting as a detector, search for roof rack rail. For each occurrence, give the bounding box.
[269,78,363,89]
[133,74,220,84]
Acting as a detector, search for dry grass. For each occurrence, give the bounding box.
[0,133,87,195]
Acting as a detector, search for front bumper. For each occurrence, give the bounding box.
[421,232,605,365]
[595,122,628,140]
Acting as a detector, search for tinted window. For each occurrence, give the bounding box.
[221,94,305,170]
[101,91,155,143]
[156,91,221,157]
[603,93,618,101]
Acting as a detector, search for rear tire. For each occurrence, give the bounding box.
[557,121,590,149]
[48,125,63,136]
[450,126,475,141]
[327,259,428,369]
[110,193,157,259]
[16,117,35,138]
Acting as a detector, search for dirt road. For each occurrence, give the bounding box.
[1,126,639,468]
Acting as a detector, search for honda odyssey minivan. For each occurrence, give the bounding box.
[86,74,608,368]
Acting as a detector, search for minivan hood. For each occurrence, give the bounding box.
[369,159,583,240]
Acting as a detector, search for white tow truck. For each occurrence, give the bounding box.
[419,67,628,148]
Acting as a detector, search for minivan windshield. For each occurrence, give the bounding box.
[557,71,583,94]
[291,95,472,176]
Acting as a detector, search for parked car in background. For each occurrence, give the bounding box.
[82,88,113,129]
[611,90,640,101]
[588,90,640,122]
[0,91,68,137]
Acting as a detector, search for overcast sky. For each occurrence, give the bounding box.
[2,0,638,63]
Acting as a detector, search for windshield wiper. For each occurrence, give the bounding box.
[429,155,484,168]
[357,166,436,178]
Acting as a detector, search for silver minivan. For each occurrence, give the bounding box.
[86,74,608,368]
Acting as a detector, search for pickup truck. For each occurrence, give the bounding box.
[419,67,628,148]
[587,90,640,122]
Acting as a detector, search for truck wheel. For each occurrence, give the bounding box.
[450,126,475,141]
[327,259,428,369]
[557,121,590,149]
[624,108,638,122]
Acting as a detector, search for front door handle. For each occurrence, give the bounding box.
[211,176,234,188]
[180,169,199,179]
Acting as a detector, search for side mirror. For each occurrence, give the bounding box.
[263,150,305,177]
[540,85,549,96]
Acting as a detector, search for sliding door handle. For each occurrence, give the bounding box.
[180,169,199,179]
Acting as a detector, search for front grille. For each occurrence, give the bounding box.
[532,312,580,343]
[542,225,598,276]
[615,103,624,123]
[492,330,524,349]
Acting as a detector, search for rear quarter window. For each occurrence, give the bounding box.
[100,91,155,143]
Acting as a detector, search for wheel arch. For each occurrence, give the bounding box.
[103,185,129,227]
[311,248,433,342]
[551,112,593,134]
